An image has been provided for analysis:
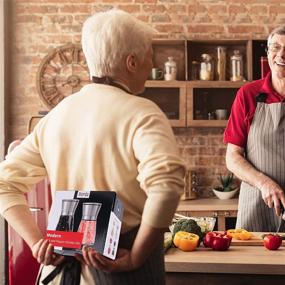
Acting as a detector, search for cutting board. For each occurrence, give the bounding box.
[231,232,285,246]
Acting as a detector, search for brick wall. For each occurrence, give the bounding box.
[6,0,285,196]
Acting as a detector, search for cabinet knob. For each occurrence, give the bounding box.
[212,211,218,217]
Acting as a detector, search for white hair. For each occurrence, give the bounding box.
[82,9,156,78]
[267,25,285,46]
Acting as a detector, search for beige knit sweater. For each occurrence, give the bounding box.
[0,83,185,233]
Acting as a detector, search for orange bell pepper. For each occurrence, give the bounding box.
[173,231,199,251]
[227,228,252,240]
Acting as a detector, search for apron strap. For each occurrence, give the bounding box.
[92,76,132,94]
[255,92,267,103]
[38,257,81,285]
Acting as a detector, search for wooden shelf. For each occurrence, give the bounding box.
[145,80,186,88]
[177,198,238,212]
[187,80,247,88]
[188,120,228,128]
[143,39,265,128]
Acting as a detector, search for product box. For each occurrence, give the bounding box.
[45,191,124,260]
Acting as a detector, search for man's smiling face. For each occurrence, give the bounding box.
[268,34,285,79]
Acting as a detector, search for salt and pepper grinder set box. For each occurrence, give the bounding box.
[46,191,124,260]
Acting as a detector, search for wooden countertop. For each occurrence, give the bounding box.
[165,241,285,275]
[177,198,238,211]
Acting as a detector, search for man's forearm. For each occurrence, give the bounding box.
[226,144,272,189]
[2,205,43,249]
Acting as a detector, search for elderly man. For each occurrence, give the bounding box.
[225,25,285,232]
[0,9,185,285]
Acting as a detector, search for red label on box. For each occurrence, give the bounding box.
[46,230,83,249]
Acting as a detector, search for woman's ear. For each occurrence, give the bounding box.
[126,54,137,73]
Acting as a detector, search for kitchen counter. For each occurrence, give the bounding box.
[177,198,238,212]
[165,235,285,285]
[177,198,239,231]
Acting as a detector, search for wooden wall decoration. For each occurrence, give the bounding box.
[36,44,90,109]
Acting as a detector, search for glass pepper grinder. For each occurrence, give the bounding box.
[56,199,79,232]
[164,56,177,81]
[230,50,245,81]
[78,202,102,245]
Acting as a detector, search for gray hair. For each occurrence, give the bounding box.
[267,25,285,46]
[82,9,156,78]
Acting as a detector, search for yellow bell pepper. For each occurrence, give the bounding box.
[227,228,252,240]
[173,231,199,251]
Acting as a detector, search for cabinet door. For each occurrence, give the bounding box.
[142,81,186,127]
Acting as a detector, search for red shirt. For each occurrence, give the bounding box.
[224,72,285,148]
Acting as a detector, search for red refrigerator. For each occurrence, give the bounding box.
[7,141,52,285]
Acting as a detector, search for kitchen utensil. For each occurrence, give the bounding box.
[276,205,285,234]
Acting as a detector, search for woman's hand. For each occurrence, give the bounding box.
[31,239,65,266]
[259,179,285,216]
[80,247,136,273]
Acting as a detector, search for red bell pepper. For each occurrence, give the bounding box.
[203,232,232,251]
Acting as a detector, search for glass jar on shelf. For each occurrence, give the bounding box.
[164,56,177,81]
[216,46,227,81]
[200,54,214,81]
[230,50,245,81]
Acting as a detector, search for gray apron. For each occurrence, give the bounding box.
[236,93,285,232]
[37,226,165,285]
[90,226,165,285]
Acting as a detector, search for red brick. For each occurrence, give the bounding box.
[154,24,183,33]
[151,14,171,23]
[134,0,156,3]
[16,15,42,24]
[249,5,268,14]
[137,15,150,22]
[228,25,265,34]
[188,25,225,33]
[59,5,90,14]
[188,4,207,14]
[117,5,141,13]
[269,5,285,14]
[16,4,59,14]
[208,4,227,14]
[167,4,187,14]
[228,4,247,14]
[142,5,166,13]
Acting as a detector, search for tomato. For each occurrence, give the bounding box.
[263,234,282,250]
[203,232,232,251]
[173,231,200,251]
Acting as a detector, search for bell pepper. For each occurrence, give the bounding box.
[227,229,252,240]
[173,231,199,251]
[203,232,232,251]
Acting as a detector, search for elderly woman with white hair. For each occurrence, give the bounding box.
[0,9,185,285]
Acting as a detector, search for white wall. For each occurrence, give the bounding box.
[0,0,6,284]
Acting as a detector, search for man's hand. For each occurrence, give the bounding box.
[81,247,135,273]
[259,179,285,216]
[31,239,65,266]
